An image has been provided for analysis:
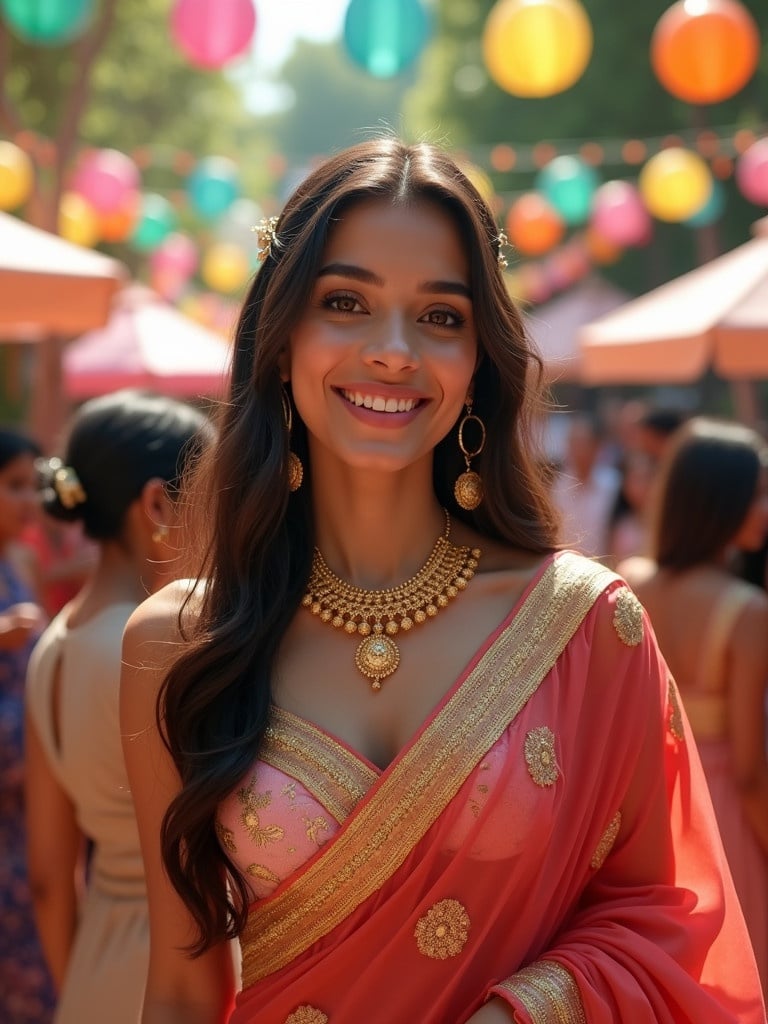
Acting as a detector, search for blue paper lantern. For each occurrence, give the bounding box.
[0,0,94,44]
[684,180,726,227]
[536,156,599,227]
[343,0,431,78]
[187,156,240,220]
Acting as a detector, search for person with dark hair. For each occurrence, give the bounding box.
[0,427,56,1023]
[623,417,768,1001]
[24,390,214,1024]
[121,140,763,1024]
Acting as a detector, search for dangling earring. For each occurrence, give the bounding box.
[454,400,486,511]
[282,388,304,492]
[151,524,170,544]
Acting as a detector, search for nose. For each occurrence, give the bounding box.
[361,312,421,373]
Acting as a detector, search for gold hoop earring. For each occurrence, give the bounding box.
[454,401,485,511]
[282,388,304,492]
[151,524,170,544]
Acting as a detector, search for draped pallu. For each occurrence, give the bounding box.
[233,552,765,1024]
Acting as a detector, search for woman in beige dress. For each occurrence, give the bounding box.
[24,390,212,1023]
[621,417,768,1000]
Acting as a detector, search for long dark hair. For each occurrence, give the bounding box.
[161,138,559,953]
[651,417,766,570]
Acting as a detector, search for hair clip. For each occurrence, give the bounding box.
[252,215,279,262]
[48,457,87,510]
[496,230,510,269]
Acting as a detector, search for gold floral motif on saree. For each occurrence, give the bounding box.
[612,588,644,647]
[237,782,285,847]
[414,899,470,959]
[284,1006,328,1024]
[248,863,281,885]
[524,726,559,787]
[215,820,237,854]
[590,811,622,870]
[499,959,586,1023]
[667,677,684,741]
[240,553,617,988]
[303,815,330,845]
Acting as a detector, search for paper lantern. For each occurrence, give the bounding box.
[639,148,713,222]
[343,0,430,78]
[98,191,140,243]
[58,192,99,247]
[187,156,240,219]
[202,242,250,293]
[71,148,140,216]
[651,0,760,105]
[171,0,256,69]
[0,0,94,44]
[505,193,565,256]
[535,156,598,226]
[590,180,651,247]
[0,140,33,210]
[685,180,726,226]
[736,138,768,206]
[482,0,593,98]
[130,194,177,251]
[150,233,198,280]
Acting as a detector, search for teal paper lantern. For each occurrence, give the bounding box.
[187,156,240,220]
[343,0,431,78]
[685,180,726,227]
[0,0,94,44]
[536,156,599,227]
[130,194,177,252]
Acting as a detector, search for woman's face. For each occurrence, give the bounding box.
[287,197,478,477]
[0,453,39,543]
[733,466,768,552]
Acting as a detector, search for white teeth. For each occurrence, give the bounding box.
[340,389,419,413]
[372,396,386,411]
[385,398,399,413]
[363,395,374,409]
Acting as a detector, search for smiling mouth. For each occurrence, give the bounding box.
[338,388,424,413]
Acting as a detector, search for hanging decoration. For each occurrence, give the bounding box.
[590,180,651,247]
[505,193,565,256]
[130,193,177,251]
[170,0,256,69]
[58,192,99,247]
[651,0,760,105]
[149,232,199,301]
[70,149,141,216]
[736,138,768,205]
[684,180,726,226]
[187,156,240,220]
[482,0,593,98]
[638,147,712,222]
[535,155,598,226]
[0,139,33,210]
[0,0,94,44]
[201,242,250,293]
[343,0,431,78]
[98,191,140,243]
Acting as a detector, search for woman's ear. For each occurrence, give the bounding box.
[140,478,174,542]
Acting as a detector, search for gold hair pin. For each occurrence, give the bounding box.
[252,215,279,262]
[497,230,510,269]
[48,458,87,510]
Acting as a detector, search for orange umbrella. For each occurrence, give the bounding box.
[579,216,768,383]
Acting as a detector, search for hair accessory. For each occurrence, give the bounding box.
[496,230,510,269]
[282,388,304,492]
[252,215,279,262]
[48,458,87,510]
[454,402,486,511]
[303,509,481,690]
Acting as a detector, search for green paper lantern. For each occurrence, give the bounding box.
[0,0,94,44]
[343,0,431,78]
[536,156,599,226]
[130,194,177,252]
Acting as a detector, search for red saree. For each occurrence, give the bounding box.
[232,552,765,1024]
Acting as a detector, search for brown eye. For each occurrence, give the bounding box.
[327,294,363,313]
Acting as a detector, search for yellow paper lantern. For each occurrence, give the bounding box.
[58,191,99,247]
[201,242,250,293]
[482,0,593,98]
[639,148,713,222]
[0,140,34,210]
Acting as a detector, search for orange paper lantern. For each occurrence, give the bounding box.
[505,193,565,256]
[651,0,760,105]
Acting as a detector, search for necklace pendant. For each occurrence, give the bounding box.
[355,634,400,690]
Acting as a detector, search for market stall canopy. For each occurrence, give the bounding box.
[63,285,232,399]
[0,211,126,335]
[578,216,768,384]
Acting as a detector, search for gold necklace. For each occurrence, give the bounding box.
[302,510,481,690]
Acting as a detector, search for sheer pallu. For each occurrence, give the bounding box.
[233,552,765,1024]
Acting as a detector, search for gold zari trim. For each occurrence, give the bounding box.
[240,554,616,988]
[414,898,470,959]
[284,1007,328,1024]
[590,810,622,870]
[667,678,684,741]
[612,587,644,646]
[524,726,559,786]
[499,960,586,1024]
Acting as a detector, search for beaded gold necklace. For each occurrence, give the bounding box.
[302,510,481,690]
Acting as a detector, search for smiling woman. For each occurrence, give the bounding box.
[120,139,765,1024]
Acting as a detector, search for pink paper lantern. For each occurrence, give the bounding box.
[71,149,140,216]
[736,138,768,206]
[590,180,651,247]
[171,0,256,69]
[149,232,199,279]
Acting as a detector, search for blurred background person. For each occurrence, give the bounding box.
[0,427,55,1023]
[24,391,213,1024]
[622,418,768,1000]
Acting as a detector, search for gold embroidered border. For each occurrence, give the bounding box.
[241,553,616,987]
[262,706,378,825]
[498,960,586,1023]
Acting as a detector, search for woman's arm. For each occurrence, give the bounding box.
[728,593,768,854]
[25,709,85,989]
[120,586,236,1024]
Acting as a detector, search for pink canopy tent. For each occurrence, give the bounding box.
[63,285,232,400]
[578,216,768,384]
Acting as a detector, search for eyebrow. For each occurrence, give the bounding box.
[317,262,472,299]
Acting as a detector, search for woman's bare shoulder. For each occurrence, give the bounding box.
[123,578,205,654]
